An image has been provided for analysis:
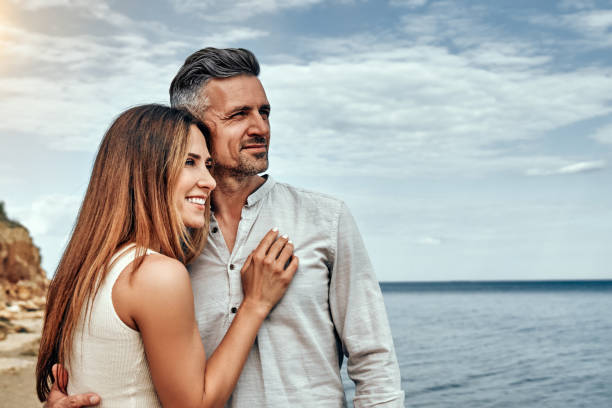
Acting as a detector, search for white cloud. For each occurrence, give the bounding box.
[8,0,71,10]
[526,160,606,176]
[416,236,442,245]
[8,0,134,27]
[203,28,270,45]
[590,123,612,144]
[531,9,612,48]
[570,9,612,33]
[558,0,596,10]
[263,44,612,177]
[4,1,612,181]
[0,21,190,151]
[12,194,81,236]
[170,0,324,21]
[9,194,83,275]
[390,0,429,8]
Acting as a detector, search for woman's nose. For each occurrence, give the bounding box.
[197,171,216,191]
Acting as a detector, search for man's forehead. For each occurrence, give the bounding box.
[203,75,268,108]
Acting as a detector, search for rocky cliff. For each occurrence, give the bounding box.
[0,202,48,340]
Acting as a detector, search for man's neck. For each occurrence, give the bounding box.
[212,174,265,215]
[211,174,266,252]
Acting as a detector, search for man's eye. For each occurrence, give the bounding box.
[260,110,270,119]
[231,111,246,118]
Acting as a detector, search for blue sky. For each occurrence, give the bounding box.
[1,0,611,281]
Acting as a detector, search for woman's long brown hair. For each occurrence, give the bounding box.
[35,104,211,401]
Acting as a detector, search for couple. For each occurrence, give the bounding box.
[36,47,404,407]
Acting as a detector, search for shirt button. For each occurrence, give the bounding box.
[211,227,218,233]
[231,307,238,313]
[229,264,235,270]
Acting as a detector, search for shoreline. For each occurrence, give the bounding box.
[0,317,43,408]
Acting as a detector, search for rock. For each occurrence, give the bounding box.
[0,285,6,310]
[18,337,40,356]
[0,321,10,341]
[0,201,49,342]
[18,300,40,312]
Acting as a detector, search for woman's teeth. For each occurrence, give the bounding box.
[187,197,206,205]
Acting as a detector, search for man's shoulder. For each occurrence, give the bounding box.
[271,181,345,210]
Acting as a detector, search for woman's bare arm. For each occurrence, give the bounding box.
[123,229,298,408]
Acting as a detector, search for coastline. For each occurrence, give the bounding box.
[0,316,43,408]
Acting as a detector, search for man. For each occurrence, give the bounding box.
[47,47,404,407]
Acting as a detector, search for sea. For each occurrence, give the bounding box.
[340,280,612,407]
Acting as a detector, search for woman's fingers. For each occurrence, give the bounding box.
[253,228,279,255]
[282,255,299,281]
[240,253,253,275]
[275,240,294,269]
[265,234,290,263]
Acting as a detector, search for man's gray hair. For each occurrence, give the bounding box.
[169,47,260,115]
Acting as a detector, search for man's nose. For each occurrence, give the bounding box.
[248,112,269,136]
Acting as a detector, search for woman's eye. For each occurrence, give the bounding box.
[185,158,195,166]
[205,160,214,169]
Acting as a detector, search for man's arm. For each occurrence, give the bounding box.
[44,364,101,408]
[329,202,405,407]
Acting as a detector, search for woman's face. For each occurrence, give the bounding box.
[174,125,216,229]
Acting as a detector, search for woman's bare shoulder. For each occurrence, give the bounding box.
[130,253,192,300]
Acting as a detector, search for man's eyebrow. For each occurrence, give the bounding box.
[226,104,271,113]
[227,105,251,114]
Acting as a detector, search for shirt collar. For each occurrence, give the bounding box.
[245,174,276,207]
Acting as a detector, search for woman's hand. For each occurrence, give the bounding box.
[240,228,299,316]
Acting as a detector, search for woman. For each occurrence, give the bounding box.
[36,104,298,407]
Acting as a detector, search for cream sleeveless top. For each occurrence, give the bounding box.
[68,245,162,407]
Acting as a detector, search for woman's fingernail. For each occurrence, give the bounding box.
[90,396,101,404]
[288,240,293,244]
[272,227,278,232]
[281,234,288,239]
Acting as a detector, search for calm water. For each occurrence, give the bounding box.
[341,281,612,407]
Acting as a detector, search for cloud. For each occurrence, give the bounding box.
[416,236,442,245]
[8,0,71,10]
[390,0,429,8]
[262,42,612,177]
[558,0,596,10]
[0,22,184,151]
[8,0,134,27]
[11,194,81,237]
[203,28,270,44]
[590,123,612,144]
[170,0,324,22]
[526,160,606,176]
[9,194,83,274]
[570,9,612,33]
[531,9,612,49]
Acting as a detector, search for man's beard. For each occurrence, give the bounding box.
[214,153,269,178]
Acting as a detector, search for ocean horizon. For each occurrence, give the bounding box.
[378,279,612,292]
[341,279,612,407]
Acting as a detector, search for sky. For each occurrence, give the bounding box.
[1,0,611,282]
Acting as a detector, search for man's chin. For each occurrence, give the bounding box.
[234,159,269,176]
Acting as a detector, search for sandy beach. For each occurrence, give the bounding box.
[0,317,43,408]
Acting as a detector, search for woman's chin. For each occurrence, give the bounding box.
[183,219,206,229]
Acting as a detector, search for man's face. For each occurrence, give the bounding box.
[200,75,271,177]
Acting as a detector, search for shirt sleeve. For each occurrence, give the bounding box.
[329,201,405,407]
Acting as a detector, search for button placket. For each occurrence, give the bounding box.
[226,203,261,321]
